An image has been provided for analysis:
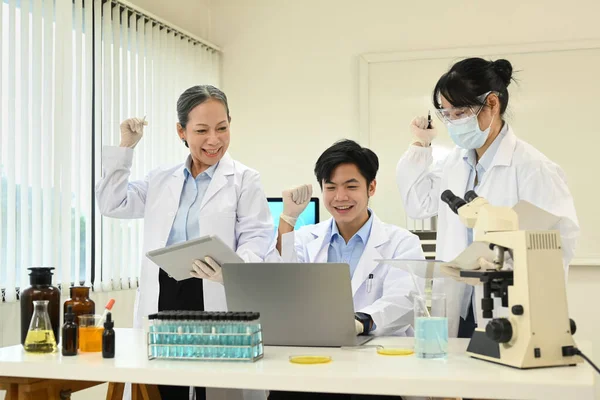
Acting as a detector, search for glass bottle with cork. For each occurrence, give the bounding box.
[63,286,95,323]
[20,267,61,345]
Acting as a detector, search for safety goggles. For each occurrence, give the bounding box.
[434,91,497,126]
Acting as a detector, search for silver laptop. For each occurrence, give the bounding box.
[222,262,373,347]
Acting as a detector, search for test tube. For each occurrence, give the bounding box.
[238,313,247,359]
[218,313,227,358]
[252,312,262,358]
[247,312,254,344]
[239,312,248,359]
[211,313,218,358]
[157,313,166,358]
[200,312,208,358]
[173,312,180,357]
[231,312,239,358]
[176,313,184,358]
[161,312,169,358]
[191,312,200,358]
[167,311,176,358]
[170,312,177,358]
[228,313,236,359]
[202,312,211,357]
[183,312,192,358]
[195,312,204,347]
[148,314,157,357]
[221,313,229,358]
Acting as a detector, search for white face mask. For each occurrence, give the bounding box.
[446,114,495,150]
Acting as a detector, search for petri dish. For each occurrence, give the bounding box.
[289,355,332,364]
[376,347,414,356]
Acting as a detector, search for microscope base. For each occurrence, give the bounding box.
[466,329,500,359]
[466,329,581,369]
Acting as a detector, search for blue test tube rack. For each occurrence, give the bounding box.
[147,311,264,362]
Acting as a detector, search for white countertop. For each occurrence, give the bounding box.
[0,329,595,399]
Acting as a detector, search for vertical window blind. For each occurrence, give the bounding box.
[0,0,220,301]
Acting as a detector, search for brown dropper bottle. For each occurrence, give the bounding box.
[62,305,78,356]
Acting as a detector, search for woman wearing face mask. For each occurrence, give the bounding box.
[96,85,273,400]
[396,58,579,340]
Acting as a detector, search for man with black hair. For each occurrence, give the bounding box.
[275,139,425,338]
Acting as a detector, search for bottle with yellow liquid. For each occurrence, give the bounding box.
[24,300,57,353]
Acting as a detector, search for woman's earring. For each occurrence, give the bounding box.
[182,138,188,148]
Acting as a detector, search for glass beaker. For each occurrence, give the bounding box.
[414,293,448,359]
[24,300,57,353]
[78,314,103,352]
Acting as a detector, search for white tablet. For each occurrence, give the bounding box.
[146,235,244,281]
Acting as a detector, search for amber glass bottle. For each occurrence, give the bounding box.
[20,267,61,345]
[63,286,95,321]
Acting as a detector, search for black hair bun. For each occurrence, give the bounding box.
[492,59,513,87]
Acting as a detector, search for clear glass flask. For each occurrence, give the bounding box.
[24,300,57,353]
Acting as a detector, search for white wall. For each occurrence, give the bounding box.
[210,0,600,199]
[210,0,600,396]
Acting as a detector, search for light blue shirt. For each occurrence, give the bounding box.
[327,211,374,278]
[461,123,508,319]
[166,157,218,246]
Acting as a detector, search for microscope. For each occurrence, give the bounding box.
[441,190,581,369]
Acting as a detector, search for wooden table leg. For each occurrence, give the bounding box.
[1,377,104,400]
[107,382,126,400]
[17,385,30,400]
[131,384,161,400]
[3,384,18,400]
[139,384,161,400]
[46,385,60,400]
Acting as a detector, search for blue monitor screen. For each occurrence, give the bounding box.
[267,197,320,230]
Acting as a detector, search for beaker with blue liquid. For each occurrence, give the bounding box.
[414,293,448,359]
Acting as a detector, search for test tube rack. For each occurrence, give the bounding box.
[147,311,263,362]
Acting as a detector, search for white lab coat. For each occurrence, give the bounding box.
[396,125,579,338]
[96,146,273,400]
[281,213,425,336]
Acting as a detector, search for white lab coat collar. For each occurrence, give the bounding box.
[166,152,235,212]
[492,125,517,167]
[459,124,517,169]
[449,126,518,210]
[306,213,390,295]
[200,153,234,210]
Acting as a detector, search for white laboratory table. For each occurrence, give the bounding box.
[0,328,595,400]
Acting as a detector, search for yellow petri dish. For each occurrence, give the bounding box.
[289,355,332,364]
[376,347,414,356]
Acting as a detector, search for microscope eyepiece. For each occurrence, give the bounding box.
[464,190,479,203]
[441,190,467,215]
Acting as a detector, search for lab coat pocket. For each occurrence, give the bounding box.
[355,274,384,310]
[367,274,385,301]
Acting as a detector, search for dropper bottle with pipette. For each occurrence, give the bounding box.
[96,299,115,327]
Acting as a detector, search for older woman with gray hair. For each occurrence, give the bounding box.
[96,85,274,400]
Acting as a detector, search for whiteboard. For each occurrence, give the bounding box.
[360,41,600,265]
